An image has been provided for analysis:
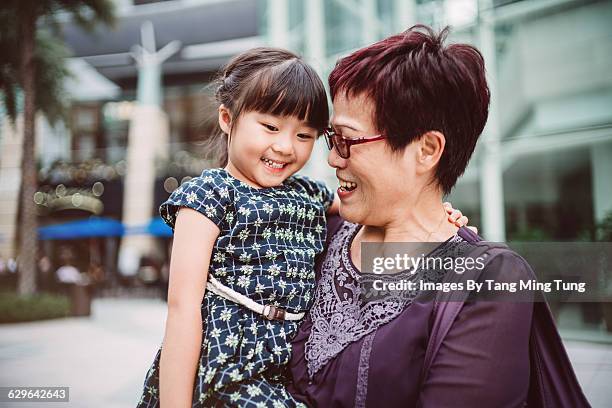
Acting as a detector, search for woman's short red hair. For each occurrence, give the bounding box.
[329,25,490,194]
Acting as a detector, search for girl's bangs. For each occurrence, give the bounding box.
[238,61,328,131]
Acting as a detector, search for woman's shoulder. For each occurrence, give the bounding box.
[474,242,537,283]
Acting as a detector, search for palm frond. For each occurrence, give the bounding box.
[0,0,116,123]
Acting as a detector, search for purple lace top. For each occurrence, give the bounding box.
[289,220,533,407]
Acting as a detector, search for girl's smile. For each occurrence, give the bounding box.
[261,157,290,173]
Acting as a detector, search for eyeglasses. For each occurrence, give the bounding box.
[323,127,386,159]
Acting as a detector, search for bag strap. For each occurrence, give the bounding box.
[421,237,509,379]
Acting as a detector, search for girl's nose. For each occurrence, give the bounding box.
[271,133,294,156]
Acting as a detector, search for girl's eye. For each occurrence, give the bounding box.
[297,134,314,140]
[262,123,278,132]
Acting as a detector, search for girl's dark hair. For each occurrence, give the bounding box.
[210,47,329,166]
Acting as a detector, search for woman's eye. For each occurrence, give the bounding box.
[262,123,278,132]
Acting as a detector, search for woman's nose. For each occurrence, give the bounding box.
[328,146,347,169]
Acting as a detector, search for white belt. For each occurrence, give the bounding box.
[206,276,306,321]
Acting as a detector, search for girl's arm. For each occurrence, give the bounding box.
[159,208,220,408]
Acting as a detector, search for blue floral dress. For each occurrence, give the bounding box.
[137,168,333,408]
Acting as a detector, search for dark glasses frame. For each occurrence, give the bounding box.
[323,127,386,159]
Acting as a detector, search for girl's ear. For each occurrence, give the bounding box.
[218,104,232,134]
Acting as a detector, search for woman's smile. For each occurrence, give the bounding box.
[337,175,358,198]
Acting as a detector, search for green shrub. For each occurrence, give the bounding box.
[596,211,612,241]
[0,291,70,323]
[508,227,551,242]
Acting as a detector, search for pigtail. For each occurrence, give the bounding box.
[197,77,229,168]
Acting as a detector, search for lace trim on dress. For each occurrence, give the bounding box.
[305,221,468,378]
[354,331,376,408]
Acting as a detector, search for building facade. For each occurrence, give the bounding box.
[1,0,611,333]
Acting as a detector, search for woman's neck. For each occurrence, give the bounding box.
[349,190,459,272]
[358,190,458,244]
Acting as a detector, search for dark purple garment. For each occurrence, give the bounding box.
[288,221,534,407]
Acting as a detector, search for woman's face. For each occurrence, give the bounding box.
[328,92,421,226]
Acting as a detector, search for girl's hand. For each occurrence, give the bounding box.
[443,202,478,234]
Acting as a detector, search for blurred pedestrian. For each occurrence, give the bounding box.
[55,263,81,284]
[38,255,54,292]
[87,262,105,296]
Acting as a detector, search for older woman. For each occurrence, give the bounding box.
[288,26,589,407]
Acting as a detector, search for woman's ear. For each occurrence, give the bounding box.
[416,131,445,173]
[218,104,232,134]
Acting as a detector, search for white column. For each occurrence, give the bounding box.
[119,105,169,276]
[591,142,612,222]
[301,0,333,184]
[267,0,290,49]
[0,116,23,260]
[479,142,506,241]
[478,0,506,241]
[304,0,325,71]
[119,22,178,275]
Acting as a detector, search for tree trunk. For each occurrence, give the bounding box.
[17,9,39,295]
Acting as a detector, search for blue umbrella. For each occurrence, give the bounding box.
[124,217,173,237]
[38,217,125,240]
[146,217,173,237]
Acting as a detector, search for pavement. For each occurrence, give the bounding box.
[0,298,166,408]
[0,298,610,408]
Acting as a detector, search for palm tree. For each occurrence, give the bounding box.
[0,1,115,295]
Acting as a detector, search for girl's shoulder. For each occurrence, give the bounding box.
[173,168,235,204]
[194,168,233,188]
[160,168,234,231]
[286,173,335,210]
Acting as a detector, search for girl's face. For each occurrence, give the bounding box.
[219,107,318,188]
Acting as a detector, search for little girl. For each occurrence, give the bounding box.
[137,47,465,407]
[137,47,335,408]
